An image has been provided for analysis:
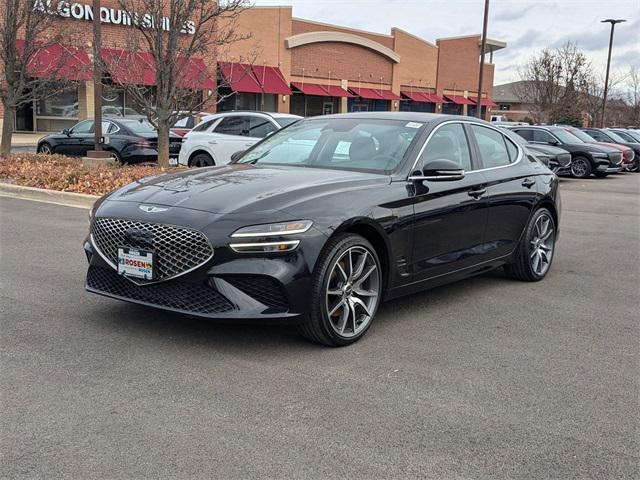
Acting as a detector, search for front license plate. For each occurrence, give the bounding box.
[117,247,155,279]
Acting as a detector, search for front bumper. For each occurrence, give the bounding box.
[83,210,327,320]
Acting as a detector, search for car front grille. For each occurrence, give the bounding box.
[557,153,572,168]
[608,152,623,165]
[87,266,234,315]
[91,217,213,284]
[223,275,289,310]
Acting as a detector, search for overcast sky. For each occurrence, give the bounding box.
[254,0,639,86]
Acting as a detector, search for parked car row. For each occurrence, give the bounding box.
[501,125,639,178]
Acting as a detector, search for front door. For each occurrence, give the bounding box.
[411,122,489,281]
[58,120,94,156]
[210,115,255,163]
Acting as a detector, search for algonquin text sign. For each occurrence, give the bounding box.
[33,1,197,35]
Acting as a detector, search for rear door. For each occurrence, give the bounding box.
[411,122,490,281]
[210,115,254,162]
[468,124,539,260]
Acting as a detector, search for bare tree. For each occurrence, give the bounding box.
[581,70,622,127]
[0,0,83,156]
[626,66,640,126]
[515,42,591,125]
[110,0,249,167]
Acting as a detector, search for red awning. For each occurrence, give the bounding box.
[16,40,91,81]
[251,65,291,95]
[378,89,401,101]
[443,95,475,105]
[349,87,382,99]
[427,94,445,103]
[469,96,498,107]
[219,63,290,95]
[176,58,215,90]
[219,62,262,94]
[324,85,353,97]
[292,82,329,96]
[101,49,156,86]
[292,83,353,97]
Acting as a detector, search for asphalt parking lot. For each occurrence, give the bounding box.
[1,174,639,479]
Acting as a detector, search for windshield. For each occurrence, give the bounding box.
[623,130,640,142]
[568,128,596,142]
[551,128,584,144]
[275,117,300,128]
[123,120,156,134]
[236,118,424,173]
[605,130,628,143]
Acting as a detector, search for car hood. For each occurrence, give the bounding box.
[586,140,629,152]
[105,163,389,214]
[579,142,620,153]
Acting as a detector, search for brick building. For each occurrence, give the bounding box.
[1,4,506,133]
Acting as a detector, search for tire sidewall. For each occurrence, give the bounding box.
[524,208,556,280]
[312,234,382,346]
[571,156,592,178]
[38,143,52,154]
[191,153,214,167]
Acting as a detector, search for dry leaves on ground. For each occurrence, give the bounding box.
[0,154,181,195]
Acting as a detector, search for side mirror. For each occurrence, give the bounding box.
[409,159,465,182]
[231,150,245,162]
[62,128,71,136]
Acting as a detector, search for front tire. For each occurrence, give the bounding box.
[37,143,52,154]
[505,208,556,282]
[299,234,382,346]
[570,156,592,178]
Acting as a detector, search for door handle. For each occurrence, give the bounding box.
[208,140,217,145]
[521,178,535,188]
[467,187,487,199]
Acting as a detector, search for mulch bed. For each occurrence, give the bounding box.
[0,154,182,196]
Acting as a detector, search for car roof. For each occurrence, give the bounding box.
[306,111,493,126]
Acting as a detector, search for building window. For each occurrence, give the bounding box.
[217,90,277,113]
[499,104,510,111]
[36,86,78,118]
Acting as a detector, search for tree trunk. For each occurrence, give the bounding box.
[1,107,15,158]
[156,121,170,168]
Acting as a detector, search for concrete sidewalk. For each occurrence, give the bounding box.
[12,132,50,147]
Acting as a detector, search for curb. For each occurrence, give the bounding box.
[0,183,99,209]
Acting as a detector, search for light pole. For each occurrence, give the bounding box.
[600,18,626,128]
[476,0,490,119]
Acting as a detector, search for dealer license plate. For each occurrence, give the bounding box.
[117,247,155,280]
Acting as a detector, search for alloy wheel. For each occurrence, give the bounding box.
[529,213,555,276]
[325,246,380,338]
[571,159,588,177]
[39,144,52,154]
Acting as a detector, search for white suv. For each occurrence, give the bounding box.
[176,111,302,167]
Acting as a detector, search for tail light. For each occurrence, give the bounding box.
[133,140,152,149]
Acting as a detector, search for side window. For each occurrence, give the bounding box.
[214,116,250,136]
[533,130,556,144]
[173,117,189,128]
[418,123,472,171]
[470,124,512,168]
[588,130,608,142]
[71,120,94,134]
[505,137,519,162]
[102,121,119,134]
[192,119,216,132]
[513,129,533,141]
[248,117,277,138]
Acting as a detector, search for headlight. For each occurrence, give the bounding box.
[230,220,313,238]
[592,152,608,158]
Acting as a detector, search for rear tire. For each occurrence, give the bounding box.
[505,208,556,282]
[190,152,215,167]
[299,233,383,347]
[570,156,592,178]
[107,149,123,164]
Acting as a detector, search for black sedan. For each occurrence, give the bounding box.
[37,118,182,164]
[84,113,560,346]
[507,125,623,178]
[499,127,572,174]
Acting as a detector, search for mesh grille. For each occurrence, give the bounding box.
[223,276,289,310]
[608,152,622,165]
[87,266,234,315]
[91,217,213,283]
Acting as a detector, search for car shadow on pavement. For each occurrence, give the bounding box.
[91,269,511,351]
